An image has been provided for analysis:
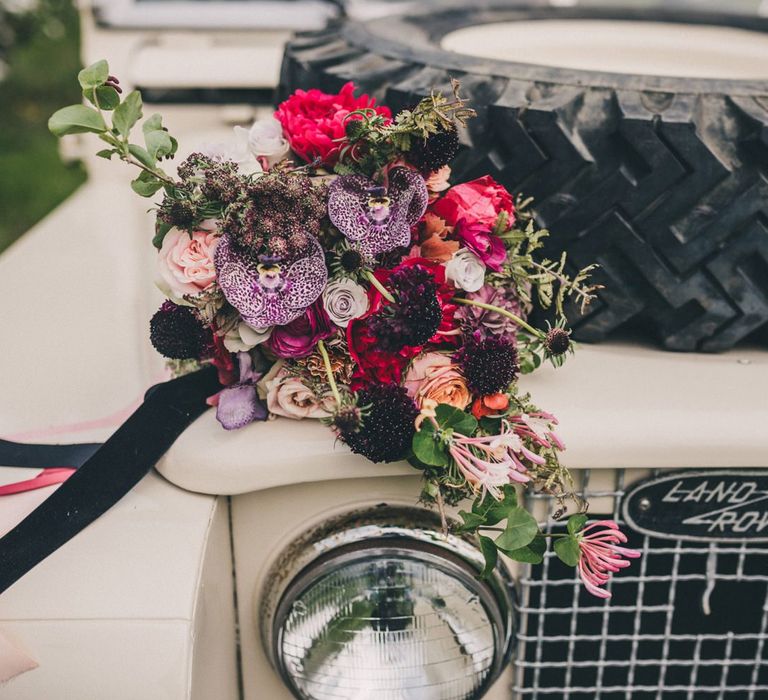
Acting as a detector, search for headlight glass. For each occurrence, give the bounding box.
[265,511,513,700]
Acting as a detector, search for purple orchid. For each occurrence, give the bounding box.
[216,352,268,430]
[327,167,428,256]
[214,234,328,328]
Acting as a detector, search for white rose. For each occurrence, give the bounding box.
[445,249,486,292]
[235,117,290,167]
[223,322,272,352]
[322,279,369,328]
[199,130,263,176]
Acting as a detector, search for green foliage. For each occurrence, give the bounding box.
[48,104,106,136]
[494,507,539,551]
[478,536,498,578]
[112,90,142,138]
[77,59,108,89]
[501,534,547,564]
[554,535,581,567]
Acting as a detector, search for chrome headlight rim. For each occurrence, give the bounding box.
[260,505,515,700]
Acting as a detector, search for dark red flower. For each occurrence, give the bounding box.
[266,299,335,359]
[430,175,515,230]
[275,82,391,167]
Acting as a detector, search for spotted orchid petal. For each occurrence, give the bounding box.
[327,167,428,256]
[214,235,328,328]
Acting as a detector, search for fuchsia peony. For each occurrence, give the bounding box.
[156,227,219,300]
[275,82,391,166]
[431,175,516,229]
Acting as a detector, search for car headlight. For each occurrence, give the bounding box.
[260,506,514,700]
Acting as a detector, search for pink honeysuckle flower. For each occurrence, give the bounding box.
[509,411,565,451]
[575,520,641,599]
[447,419,538,500]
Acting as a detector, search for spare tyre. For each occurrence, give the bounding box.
[279,1,768,352]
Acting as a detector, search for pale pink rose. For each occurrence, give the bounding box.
[263,366,335,420]
[156,228,220,300]
[425,165,451,200]
[404,352,471,412]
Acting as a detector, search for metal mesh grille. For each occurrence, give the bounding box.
[514,469,768,699]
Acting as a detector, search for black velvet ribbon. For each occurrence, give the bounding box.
[0,366,220,594]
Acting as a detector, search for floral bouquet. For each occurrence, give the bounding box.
[50,61,639,596]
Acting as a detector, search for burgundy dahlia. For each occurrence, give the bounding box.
[457,284,528,342]
[456,335,518,395]
[368,264,443,352]
[339,384,418,463]
[149,301,212,360]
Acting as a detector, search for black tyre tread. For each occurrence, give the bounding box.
[279,6,768,351]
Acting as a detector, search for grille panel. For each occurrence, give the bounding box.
[514,469,768,699]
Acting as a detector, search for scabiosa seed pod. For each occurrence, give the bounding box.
[345,119,366,140]
[339,384,418,463]
[330,404,364,436]
[369,264,443,352]
[456,335,518,395]
[159,198,197,230]
[545,327,572,356]
[408,125,460,173]
[149,301,212,360]
[340,248,364,274]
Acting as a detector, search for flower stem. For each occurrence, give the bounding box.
[454,297,542,338]
[435,486,448,536]
[364,270,396,303]
[317,340,342,407]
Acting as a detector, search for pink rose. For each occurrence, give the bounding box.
[262,364,335,419]
[157,227,219,300]
[266,300,335,359]
[430,175,515,229]
[404,352,471,412]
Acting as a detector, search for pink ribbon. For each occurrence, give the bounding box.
[0,468,76,497]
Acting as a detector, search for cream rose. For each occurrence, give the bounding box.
[223,322,272,352]
[236,117,290,167]
[156,227,219,302]
[322,278,369,328]
[404,352,471,412]
[260,364,334,420]
[445,248,486,292]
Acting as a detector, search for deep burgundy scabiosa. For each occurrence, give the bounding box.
[339,384,418,463]
[408,125,460,173]
[327,167,428,257]
[456,335,518,395]
[149,301,212,360]
[368,264,443,352]
[545,327,571,356]
[214,234,328,328]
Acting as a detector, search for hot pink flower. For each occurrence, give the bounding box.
[575,520,641,599]
[430,175,515,229]
[274,82,391,166]
[266,300,334,359]
[455,218,507,272]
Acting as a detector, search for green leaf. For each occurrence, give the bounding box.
[48,104,107,137]
[131,170,163,198]
[112,91,143,138]
[494,507,538,552]
[554,536,581,567]
[567,514,588,537]
[479,416,502,434]
[499,533,547,564]
[153,221,172,249]
[456,510,486,532]
[95,149,115,160]
[412,429,448,467]
[434,404,477,435]
[94,85,120,110]
[78,59,109,89]
[128,144,156,169]
[478,536,498,579]
[142,113,163,134]
[145,129,173,160]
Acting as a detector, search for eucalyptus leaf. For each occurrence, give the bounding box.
[142,113,163,134]
[478,536,498,579]
[48,105,107,137]
[554,536,581,567]
[567,513,588,537]
[494,507,538,552]
[498,533,547,564]
[145,129,173,160]
[112,91,143,138]
[77,59,109,90]
[128,144,156,169]
[131,171,163,198]
[412,430,448,467]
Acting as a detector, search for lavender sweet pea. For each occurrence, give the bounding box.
[327,167,428,256]
[214,235,328,328]
[216,352,268,430]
